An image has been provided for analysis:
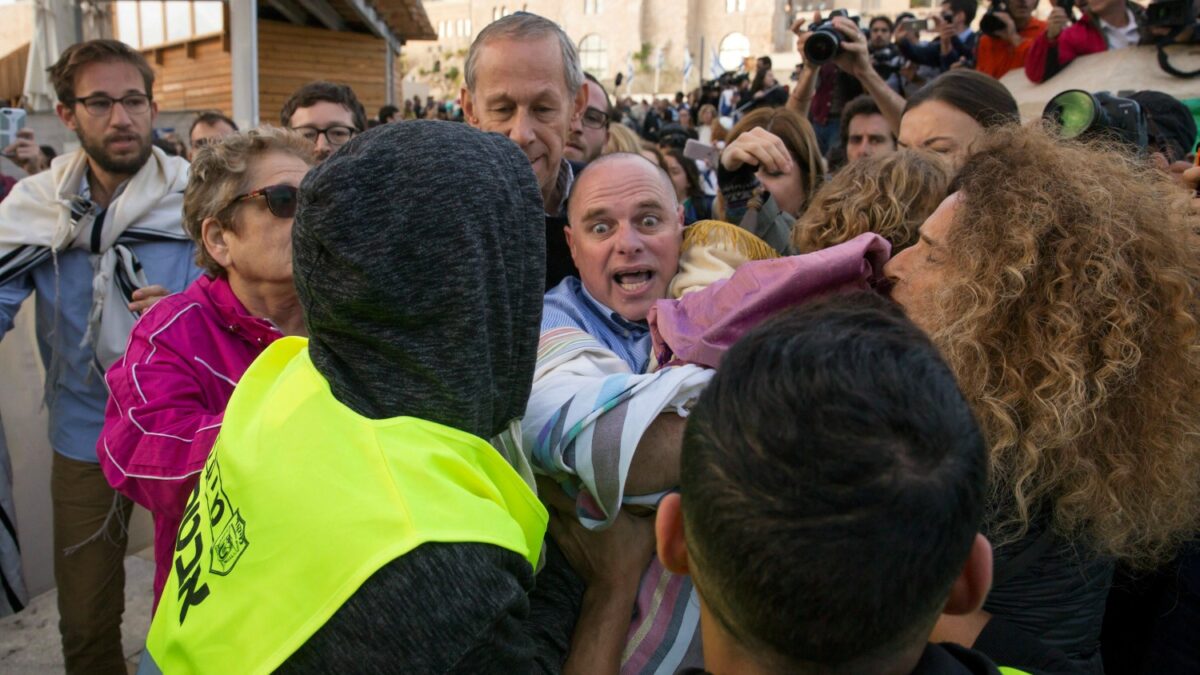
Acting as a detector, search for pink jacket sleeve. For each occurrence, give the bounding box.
[99,309,223,524]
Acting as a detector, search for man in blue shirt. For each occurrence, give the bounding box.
[897,0,980,72]
[0,40,197,674]
[542,152,683,375]
[529,153,716,671]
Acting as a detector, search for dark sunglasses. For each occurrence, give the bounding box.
[230,184,299,219]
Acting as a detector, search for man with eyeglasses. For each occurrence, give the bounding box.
[0,39,199,674]
[462,12,588,290]
[565,72,611,164]
[280,81,367,162]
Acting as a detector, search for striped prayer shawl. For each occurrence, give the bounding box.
[524,326,713,673]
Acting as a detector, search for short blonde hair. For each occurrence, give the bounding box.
[604,123,642,155]
[792,150,951,253]
[182,126,315,277]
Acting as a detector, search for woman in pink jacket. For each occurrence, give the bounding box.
[99,127,313,604]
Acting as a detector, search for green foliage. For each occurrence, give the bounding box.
[634,42,653,73]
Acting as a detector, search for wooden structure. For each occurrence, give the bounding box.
[119,0,437,125]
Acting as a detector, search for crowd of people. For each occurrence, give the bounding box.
[0,3,1198,674]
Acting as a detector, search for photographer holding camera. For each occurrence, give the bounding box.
[896,0,980,71]
[788,13,907,146]
[976,0,1047,77]
[1025,0,1150,82]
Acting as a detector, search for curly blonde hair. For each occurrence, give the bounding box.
[182,126,314,277]
[933,124,1200,567]
[792,150,950,254]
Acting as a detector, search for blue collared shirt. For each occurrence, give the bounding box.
[542,277,652,374]
[0,173,199,463]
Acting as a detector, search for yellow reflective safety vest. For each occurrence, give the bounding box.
[142,337,548,674]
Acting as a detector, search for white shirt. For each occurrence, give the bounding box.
[1100,9,1140,50]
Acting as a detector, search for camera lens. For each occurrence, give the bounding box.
[804,30,841,65]
[1044,90,1098,139]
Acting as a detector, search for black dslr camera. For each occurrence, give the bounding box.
[1043,90,1149,151]
[804,10,860,65]
[1147,0,1196,26]
[980,0,1011,37]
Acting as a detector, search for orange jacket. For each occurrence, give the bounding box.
[977,18,1047,79]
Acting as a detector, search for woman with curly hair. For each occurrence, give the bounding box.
[716,106,824,253]
[884,124,1200,673]
[791,149,950,254]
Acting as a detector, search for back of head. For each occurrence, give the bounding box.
[48,39,155,104]
[464,12,582,96]
[933,123,1200,566]
[292,121,546,439]
[280,81,368,132]
[1128,90,1197,162]
[681,292,986,671]
[793,149,951,253]
[904,70,1018,129]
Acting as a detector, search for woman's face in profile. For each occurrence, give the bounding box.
[898,100,985,172]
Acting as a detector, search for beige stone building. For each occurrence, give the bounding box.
[413,0,917,98]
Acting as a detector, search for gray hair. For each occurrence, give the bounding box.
[464,13,583,96]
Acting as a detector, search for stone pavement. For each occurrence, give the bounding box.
[0,547,156,675]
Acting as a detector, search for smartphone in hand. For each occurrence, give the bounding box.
[683,138,720,167]
[0,108,27,153]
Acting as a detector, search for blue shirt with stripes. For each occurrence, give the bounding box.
[541,277,652,374]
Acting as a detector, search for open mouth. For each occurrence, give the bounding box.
[613,269,655,293]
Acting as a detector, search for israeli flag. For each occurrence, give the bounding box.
[683,49,694,84]
[710,45,724,79]
[625,53,635,90]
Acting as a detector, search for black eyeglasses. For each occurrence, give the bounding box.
[292,125,357,146]
[582,107,610,130]
[229,185,299,219]
[72,93,152,117]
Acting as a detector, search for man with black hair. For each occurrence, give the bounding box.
[655,292,1033,675]
[377,104,400,124]
[841,94,896,165]
[897,0,980,71]
[280,81,367,161]
[565,72,611,164]
[975,0,1045,78]
[186,110,238,160]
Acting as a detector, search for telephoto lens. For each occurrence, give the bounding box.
[1043,89,1149,150]
[803,9,853,66]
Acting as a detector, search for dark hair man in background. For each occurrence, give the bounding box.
[281,81,367,162]
[187,110,238,160]
[655,293,1035,675]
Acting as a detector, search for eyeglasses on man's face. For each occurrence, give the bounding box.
[292,125,357,146]
[582,107,610,130]
[72,93,152,117]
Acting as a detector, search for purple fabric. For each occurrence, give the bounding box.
[648,233,892,369]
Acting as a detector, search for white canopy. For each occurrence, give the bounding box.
[22,0,63,112]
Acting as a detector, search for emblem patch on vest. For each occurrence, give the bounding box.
[171,456,250,625]
[205,459,249,576]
